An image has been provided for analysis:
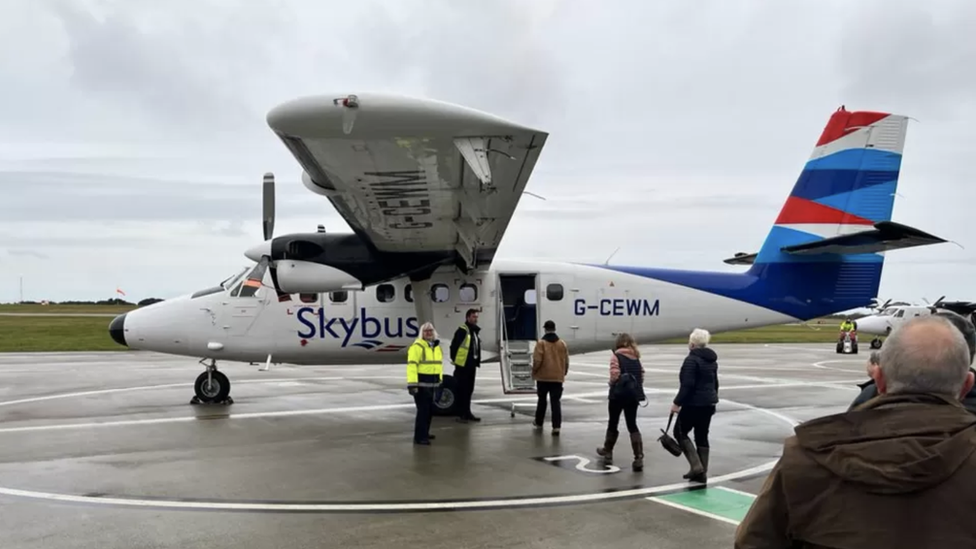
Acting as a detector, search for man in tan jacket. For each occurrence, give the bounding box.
[532,320,569,435]
[735,315,976,548]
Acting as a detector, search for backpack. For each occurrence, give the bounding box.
[610,351,646,405]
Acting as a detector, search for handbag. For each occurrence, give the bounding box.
[657,412,683,457]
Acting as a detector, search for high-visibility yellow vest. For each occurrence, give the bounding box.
[407,338,443,388]
[454,324,471,366]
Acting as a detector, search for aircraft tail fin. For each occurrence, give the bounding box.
[745,106,945,312]
[753,105,909,266]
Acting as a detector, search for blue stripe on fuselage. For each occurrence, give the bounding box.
[590,261,882,320]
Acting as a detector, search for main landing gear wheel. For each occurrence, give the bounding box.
[871,337,883,349]
[191,359,234,405]
[432,375,459,417]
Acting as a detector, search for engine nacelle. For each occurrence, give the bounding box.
[274,260,363,294]
[265,231,456,293]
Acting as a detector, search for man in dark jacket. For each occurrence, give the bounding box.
[735,315,976,548]
[671,328,719,483]
[848,310,976,414]
[450,309,481,423]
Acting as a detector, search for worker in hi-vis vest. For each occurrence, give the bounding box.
[450,308,482,423]
[407,322,443,445]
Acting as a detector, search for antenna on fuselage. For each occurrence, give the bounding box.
[604,247,621,265]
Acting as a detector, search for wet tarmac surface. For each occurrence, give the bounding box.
[0,344,870,548]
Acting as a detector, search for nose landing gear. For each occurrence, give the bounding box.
[191,358,234,405]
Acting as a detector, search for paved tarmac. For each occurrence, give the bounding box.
[0,344,870,548]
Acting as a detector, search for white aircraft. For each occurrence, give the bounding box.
[857,297,976,348]
[107,94,950,413]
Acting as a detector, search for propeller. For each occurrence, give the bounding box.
[241,172,290,302]
[869,297,892,313]
[924,295,946,313]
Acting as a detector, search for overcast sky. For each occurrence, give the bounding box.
[1,0,974,309]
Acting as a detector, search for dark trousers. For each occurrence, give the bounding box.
[534,381,563,428]
[608,398,640,434]
[674,405,715,448]
[412,387,434,442]
[453,364,478,419]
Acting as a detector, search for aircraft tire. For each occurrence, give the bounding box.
[432,375,459,417]
[871,338,882,349]
[194,371,231,404]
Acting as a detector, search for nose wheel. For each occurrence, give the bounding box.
[191,358,234,405]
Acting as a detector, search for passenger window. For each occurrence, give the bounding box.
[524,289,537,305]
[459,283,478,303]
[299,293,317,304]
[405,284,413,303]
[546,284,564,301]
[431,284,450,303]
[330,291,348,303]
[377,284,395,302]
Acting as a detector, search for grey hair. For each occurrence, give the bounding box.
[689,328,711,348]
[419,322,438,339]
[879,315,971,397]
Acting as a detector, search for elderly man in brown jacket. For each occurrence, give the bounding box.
[734,315,976,548]
[532,320,569,435]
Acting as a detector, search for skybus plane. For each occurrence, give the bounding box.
[107,93,949,414]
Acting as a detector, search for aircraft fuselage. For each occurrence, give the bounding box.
[116,258,793,367]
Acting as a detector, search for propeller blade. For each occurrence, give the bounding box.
[262,172,275,241]
[239,256,270,297]
[269,264,290,302]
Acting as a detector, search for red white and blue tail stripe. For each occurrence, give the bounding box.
[755,107,906,265]
[594,106,945,320]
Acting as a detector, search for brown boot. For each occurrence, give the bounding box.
[630,432,644,472]
[596,429,618,462]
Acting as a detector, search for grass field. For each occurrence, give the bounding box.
[0,316,121,352]
[0,303,136,315]
[0,314,847,353]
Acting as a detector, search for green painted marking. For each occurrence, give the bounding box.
[650,487,756,524]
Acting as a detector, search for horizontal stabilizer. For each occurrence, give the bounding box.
[781,221,946,256]
[723,252,758,265]
[724,221,946,264]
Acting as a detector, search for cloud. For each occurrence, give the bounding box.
[0,0,973,305]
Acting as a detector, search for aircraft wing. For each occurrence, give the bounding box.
[266,93,548,271]
[936,301,976,317]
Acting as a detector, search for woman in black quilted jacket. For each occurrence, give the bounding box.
[671,328,719,483]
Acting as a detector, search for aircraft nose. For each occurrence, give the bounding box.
[109,313,127,347]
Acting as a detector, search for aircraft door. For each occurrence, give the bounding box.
[218,278,268,336]
[538,273,577,341]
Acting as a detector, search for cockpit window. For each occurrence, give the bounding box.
[880,308,896,316]
[222,267,249,290]
[191,286,224,299]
